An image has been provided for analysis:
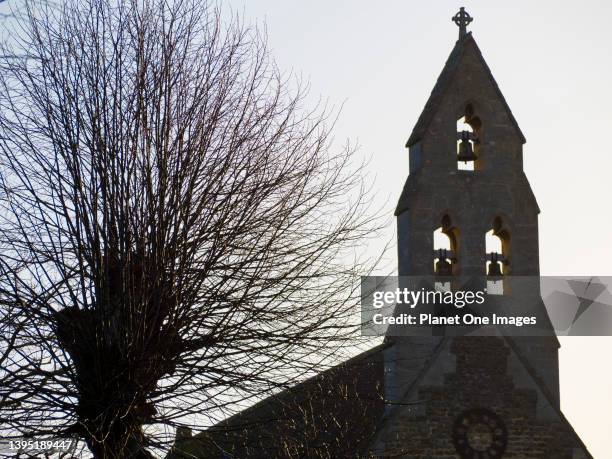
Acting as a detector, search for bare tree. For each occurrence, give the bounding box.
[0,0,381,457]
[0,0,52,21]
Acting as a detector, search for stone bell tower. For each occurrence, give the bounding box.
[372,8,592,458]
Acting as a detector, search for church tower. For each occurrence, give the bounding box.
[373,8,591,458]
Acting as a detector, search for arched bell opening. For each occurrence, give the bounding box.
[433,214,459,277]
[486,216,510,295]
[457,103,481,171]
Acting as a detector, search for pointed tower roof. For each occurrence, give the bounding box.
[406,32,526,147]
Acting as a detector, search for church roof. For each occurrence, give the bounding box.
[166,335,592,458]
[406,32,526,147]
[167,344,388,458]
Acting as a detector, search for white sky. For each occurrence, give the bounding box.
[226,1,612,457]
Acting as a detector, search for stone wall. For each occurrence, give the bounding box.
[374,336,587,458]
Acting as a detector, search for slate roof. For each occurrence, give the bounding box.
[166,334,591,458]
[167,344,388,458]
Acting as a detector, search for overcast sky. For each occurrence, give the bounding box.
[224,1,612,457]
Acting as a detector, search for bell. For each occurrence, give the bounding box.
[435,249,453,276]
[488,252,503,276]
[457,132,477,162]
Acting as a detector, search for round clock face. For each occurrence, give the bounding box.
[452,408,508,459]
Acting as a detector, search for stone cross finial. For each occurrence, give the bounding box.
[452,7,473,38]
